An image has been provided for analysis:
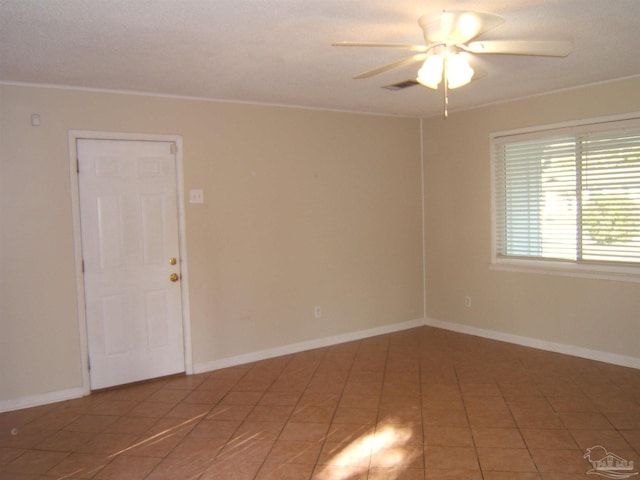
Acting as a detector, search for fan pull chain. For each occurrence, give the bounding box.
[444,82,449,118]
[443,56,449,118]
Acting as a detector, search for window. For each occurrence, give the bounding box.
[492,116,640,280]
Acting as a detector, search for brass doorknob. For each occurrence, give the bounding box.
[169,257,177,265]
[169,273,180,282]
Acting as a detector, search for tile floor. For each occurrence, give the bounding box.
[1,326,640,479]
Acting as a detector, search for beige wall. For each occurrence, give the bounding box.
[0,85,424,404]
[423,76,640,359]
[3,76,639,408]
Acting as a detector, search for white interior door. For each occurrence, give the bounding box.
[78,139,185,390]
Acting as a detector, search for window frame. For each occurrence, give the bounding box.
[490,112,640,283]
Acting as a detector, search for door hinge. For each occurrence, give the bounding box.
[82,259,85,273]
[76,157,80,173]
[87,357,91,371]
[170,143,177,155]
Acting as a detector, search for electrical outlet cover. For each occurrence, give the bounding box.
[189,189,204,204]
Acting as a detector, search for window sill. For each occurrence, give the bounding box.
[490,258,640,283]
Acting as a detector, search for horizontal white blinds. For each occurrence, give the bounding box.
[494,119,640,265]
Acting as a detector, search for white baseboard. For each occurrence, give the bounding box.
[424,317,640,370]
[193,318,426,374]
[0,387,85,413]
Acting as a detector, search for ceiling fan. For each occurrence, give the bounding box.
[333,10,572,117]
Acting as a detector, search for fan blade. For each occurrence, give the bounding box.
[418,10,504,45]
[463,40,572,57]
[353,53,429,79]
[332,41,430,52]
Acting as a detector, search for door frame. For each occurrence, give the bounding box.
[69,130,193,395]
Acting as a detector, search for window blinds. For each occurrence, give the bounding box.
[494,118,640,266]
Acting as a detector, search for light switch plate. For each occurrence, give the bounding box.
[189,189,204,204]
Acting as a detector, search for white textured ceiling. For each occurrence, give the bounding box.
[1,0,639,117]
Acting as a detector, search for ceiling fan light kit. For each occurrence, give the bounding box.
[333,9,572,117]
[416,53,444,89]
[445,54,474,89]
[417,50,475,90]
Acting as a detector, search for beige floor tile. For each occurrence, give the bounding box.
[46,452,110,478]
[546,395,597,413]
[75,432,139,455]
[467,410,517,429]
[332,406,378,424]
[63,414,120,433]
[260,391,304,406]
[570,428,633,451]
[472,427,526,448]
[0,447,28,466]
[199,459,262,480]
[128,401,175,418]
[424,468,483,479]
[188,419,242,440]
[92,455,161,479]
[520,428,578,450]
[265,440,323,464]
[325,423,374,444]
[510,408,564,429]
[246,405,294,423]
[476,447,537,472]
[219,391,264,406]
[164,401,212,419]
[422,408,469,427]
[3,449,69,474]
[231,421,285,441]
[424,426,474,446]
[144,388,191,404]
[291,405,335,423]
[620,429,640,451]
[145,457,211,479]
[424,445,479,470]
[167,435,227,460]
[256,461,315,479]
[120,431,184,458]
[368,466,424,479]
[483,472,542,479]
[529,448,591,473]
[279,422,330,442]
[460,382,502,397]
[317,441,371,467]
[312,463,368,480]
[369,443,424,469]
[378,405,422,424]
[25,411,80,431]
[605,412,640,429]
[215,438,274,463]
[0,426,57,449]
[464,395,510,415]
[558,411,615,429]
[103,415,158,435]
[206,404,253,421]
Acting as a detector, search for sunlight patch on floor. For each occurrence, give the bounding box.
[316,423,416,480]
